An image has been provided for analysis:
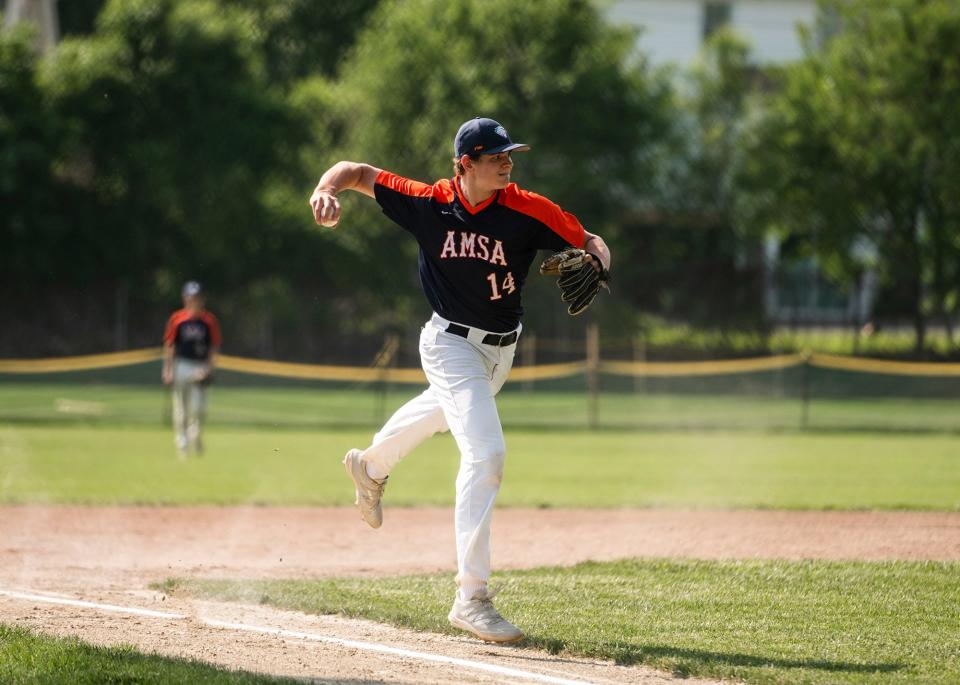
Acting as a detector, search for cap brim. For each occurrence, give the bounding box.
[486,142,530,154]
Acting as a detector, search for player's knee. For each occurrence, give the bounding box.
[469,439,506,482]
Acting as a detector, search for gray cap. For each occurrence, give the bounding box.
[181,281,202,298]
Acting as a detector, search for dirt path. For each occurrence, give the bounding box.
[1,506,958,684]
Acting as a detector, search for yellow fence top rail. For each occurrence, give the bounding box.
[808,353,960,376]
[219,357,587,384]
[5,349,960,380]
[0,348,162,373]
[507,361,586,382]
[599,354,805,377]
[218,355,427,384]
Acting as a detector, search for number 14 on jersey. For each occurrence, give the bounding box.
[486,272,516,301]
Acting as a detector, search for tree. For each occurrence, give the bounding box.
[625,29,768,332]
[229,0,382,85]
[57,0,109,37]
[3,0,432,357]
[0,22,66,284]
[742,0,960,355]
[40,0,301,292]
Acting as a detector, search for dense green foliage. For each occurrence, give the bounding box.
[630,30,767,330]
[0,0,673,357]
[3,0,960,357]
[742,0,960,353]
[0,23,64,282]
[164,559,960,685]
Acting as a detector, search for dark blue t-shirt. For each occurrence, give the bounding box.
[374,171,585,332]
[163,309,221,361]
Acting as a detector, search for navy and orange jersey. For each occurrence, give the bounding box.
[163,309,221,361]
[374,170,586,333]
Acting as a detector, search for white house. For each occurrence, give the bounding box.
[2,0,58,52]
[606,0,819,67]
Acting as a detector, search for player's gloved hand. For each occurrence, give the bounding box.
[191,368,214,386]
[539,247,609,316]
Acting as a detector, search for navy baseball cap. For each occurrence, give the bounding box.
[182,281,203,298]
[454,117,530,158]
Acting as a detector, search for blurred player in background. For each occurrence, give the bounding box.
[309,117,610,643]
[162,281,221,459]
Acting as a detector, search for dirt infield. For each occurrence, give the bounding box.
[1,506,958,684]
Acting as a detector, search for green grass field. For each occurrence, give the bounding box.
[3,381,958,683]
[0,624,297,684]
[162,559,960,685]
[2,382,960,432]
[1,423,958,509]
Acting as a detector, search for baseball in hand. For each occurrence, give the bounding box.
[310,189,341,228]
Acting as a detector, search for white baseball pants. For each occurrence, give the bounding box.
[362,313,518,599]
[172,358,209,452]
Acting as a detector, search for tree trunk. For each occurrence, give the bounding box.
[905,222,926,357]
[926,188,954,349]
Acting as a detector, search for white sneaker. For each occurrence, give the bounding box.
[343,449,386,529]
[448,588,524,643]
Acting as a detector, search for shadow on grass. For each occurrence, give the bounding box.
[526,637,906,675]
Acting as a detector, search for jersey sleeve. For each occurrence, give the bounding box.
[204,312,222,348]
[373,170,443,238]
[163,312,180,345]
[499,185,586,251]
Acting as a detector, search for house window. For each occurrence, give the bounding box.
[703,1,732,40]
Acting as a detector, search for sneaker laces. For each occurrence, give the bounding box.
[462,587,510,627]
[359,474,386,503]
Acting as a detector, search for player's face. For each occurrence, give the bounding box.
[472,151,513,189]
[183,295,204,312]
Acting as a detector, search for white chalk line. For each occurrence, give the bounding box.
[0,589,186,619]
[0,588,599,685]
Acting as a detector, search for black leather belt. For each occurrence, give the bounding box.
[446,322,518,347]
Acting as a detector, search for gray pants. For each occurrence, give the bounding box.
[172,358,209,452]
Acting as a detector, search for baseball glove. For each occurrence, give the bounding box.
[539,247,609,316]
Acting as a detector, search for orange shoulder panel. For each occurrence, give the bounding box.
[163,309,189,344]
[498,184,586,248]
[375,170,454,202]
[202,311,222,347]
[433,178,456,203]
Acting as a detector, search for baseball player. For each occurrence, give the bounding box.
[162,281,221,459]
[309,117,610,643]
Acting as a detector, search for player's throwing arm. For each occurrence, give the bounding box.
[309,162,382,227]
